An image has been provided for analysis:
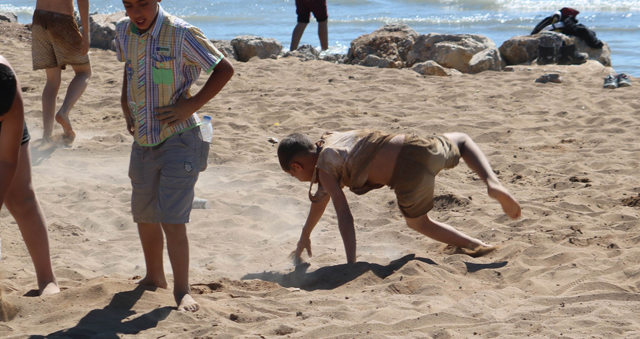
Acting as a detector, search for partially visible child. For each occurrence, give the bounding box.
[116,0,234,312]
[0,55,59,296]
[290,0,329,51]
[278,130,521,264]
[33,0,92,142]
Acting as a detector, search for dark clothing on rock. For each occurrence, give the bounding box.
[531,8,603,49]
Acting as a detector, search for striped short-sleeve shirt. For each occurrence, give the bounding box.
[115,5,224,146]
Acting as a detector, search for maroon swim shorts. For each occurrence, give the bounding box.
[296,0,328,23]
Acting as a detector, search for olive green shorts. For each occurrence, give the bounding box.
[388,135,460,218]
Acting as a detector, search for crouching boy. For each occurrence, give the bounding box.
[278,130,521,264]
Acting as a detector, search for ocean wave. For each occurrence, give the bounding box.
[0,4,34,15]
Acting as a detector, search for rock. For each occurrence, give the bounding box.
[210,39,236,60]
[76,11,126,51]
[346,23,419,68]
[499,31,611,66]
[499,32,565,65]
[231,36,282,62]
[321,53,345,63]
[468,47,504,73]
[412,60,461,76]
[535,73,563,83]
[0,12,17,23]
[283,44,319,61]
[574,38,611,67]
[407,33,502,73]
[362,54,392,68]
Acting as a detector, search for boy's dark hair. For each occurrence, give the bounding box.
[277,133,315,171]
[0,64,17,116]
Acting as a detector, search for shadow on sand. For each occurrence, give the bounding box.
[30,138,69,166]
[29,285,172,339]
[242,253,508,291]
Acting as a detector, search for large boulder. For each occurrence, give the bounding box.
[76,11,125,51]
[231,36,282,62]
[0,12,17,23]
[210,39,236,60]
[89,12,126,51]
[406,33,502,73]
[499,31,611,66]
[346,23,419,68]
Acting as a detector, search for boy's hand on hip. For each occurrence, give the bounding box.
[155,94,199,127]
[125,116,135,136]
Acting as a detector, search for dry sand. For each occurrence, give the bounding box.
[1,21,640,338]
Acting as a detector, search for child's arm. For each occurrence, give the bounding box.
[294,193,330,263]
[156,58,234,127]
[0,90,24,210]
[77,0,90,55]
[120,67,135,136]
[318,169,357,263]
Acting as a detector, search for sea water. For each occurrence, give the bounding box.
[2,0,639,75]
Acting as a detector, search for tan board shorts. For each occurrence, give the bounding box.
[388,135,461,218]
[31,9,90,70]
[129,127,209,224]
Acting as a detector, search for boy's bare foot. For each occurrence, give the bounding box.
[487,181,521,219]
[443,244,498,258]
[55,111,75,143]
[136,276,168,289]
[176,293,199,312]
[62,130,76,144]
[39,282,60,297]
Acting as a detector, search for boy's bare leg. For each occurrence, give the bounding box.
[55,63,92,143]
[290,22,308,51]
[137,223,169,289]
[161,223,199,312]
[443,132,521,219]
[42,67,62,141]
[3,143,59,296]
[405,214,492,249]
[318,20,329,51]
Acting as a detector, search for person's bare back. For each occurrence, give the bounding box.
[36,0,75,15]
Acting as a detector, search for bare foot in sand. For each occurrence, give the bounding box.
[55,111,75,143]
[487,180,521,219]
[443,244,498,258]
[136,276,168,289]
[176,293,199,312]
[40,282,60,297]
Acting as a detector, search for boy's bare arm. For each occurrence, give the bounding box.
[77,0,90,55]
[0,90,24,210]
[318,170,357,263]
[294,193,330,261]
[120,68,134,136]
[156,58,234,127]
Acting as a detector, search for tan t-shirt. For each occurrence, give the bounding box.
[309,130,397,202]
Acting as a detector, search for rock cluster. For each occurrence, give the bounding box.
[5,11,611,74]
[345,24,503,75]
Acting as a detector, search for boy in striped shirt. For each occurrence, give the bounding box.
[116,0,234,312]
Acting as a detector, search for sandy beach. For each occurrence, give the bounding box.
[1,20,640,338]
